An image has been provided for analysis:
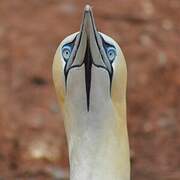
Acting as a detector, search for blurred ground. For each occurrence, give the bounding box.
[0,0,180,179]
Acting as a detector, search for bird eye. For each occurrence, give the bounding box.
[62,46,72,61]
[106,47,116,62]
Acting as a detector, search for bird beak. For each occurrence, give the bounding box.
[65,5,112,73]
[64,5,112,111]
[82,5,112,71]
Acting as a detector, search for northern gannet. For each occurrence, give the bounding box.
[53,5,130,180]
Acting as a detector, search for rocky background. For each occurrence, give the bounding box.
[0,0,180,179]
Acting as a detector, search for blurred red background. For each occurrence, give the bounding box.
[0,0,180,179]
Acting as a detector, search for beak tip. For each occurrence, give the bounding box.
[84,4,92,12]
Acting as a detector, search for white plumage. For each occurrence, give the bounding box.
[53,5,130,180]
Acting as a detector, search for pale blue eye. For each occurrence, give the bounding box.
[62,46,72,61]
[107,47,116,62]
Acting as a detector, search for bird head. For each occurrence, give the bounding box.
[53,5,127,115]
[53,7,129,178]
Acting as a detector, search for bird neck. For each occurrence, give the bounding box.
[64,101,130,180]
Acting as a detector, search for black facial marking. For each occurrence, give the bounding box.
[64,34,82,88]
[84,41,92,111]
[63,33,115,111]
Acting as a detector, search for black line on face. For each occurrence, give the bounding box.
[101,36,115,93]
[63,36,77,89]
[84,41,92,111]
